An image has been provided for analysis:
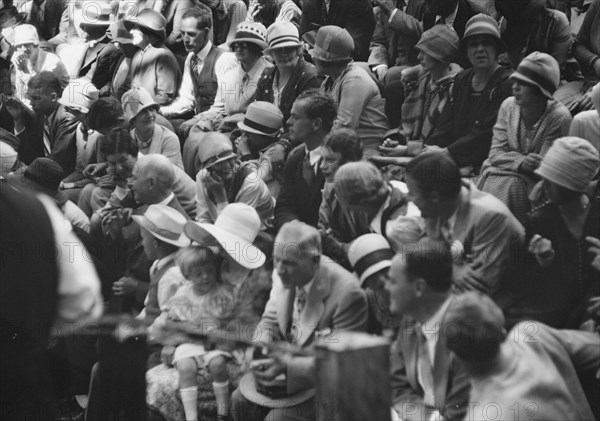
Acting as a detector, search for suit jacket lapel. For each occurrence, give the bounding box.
[297,262,330,346]
[277,285,294,338]
[402,320,421,392]
[433,296,454,405]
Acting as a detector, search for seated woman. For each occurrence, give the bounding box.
[255,21,322,135]
[146,203,273,421]
[122,86,184,170]
[377,24,460,158]
[424,14,513,175]
[478,52,572,223]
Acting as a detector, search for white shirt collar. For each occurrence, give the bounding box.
[157,192,175,206]
[305,145,322,168]
[369,187,392,234]
[152,251,177,272]
[196,40,212,61]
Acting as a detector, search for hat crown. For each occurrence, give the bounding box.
[60,78,99,111]
[347,233,390,266]
[25,158,63,190]
[242,101,283,134]
[13,24,39,46]
[266,21,300,49]
[142,204,187,238]
[214,203,261,244]
[516,51,560,94]
[234,21,267,44]
[416,24,459,62]
[121,87,158,122]
[198,134,234,164]
[80,3,113,25]
[312,25,354,62]
[463,13,501,40]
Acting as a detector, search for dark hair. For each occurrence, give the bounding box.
[87,97,125,132]
[404,238,453,292]
[99,127,139,157]
[323,128,363,163]
[182,5,213,29]
[28,71,63,97]
[231,41,264,57]
[406,152,461,199]
[294,89,337,132]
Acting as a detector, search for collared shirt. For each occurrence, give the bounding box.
[420,296,452,365]
[369,180,420,236]
[293,276,316,321]
[160,42,237,118]
[305,145,322,169]
[157,192,175,206]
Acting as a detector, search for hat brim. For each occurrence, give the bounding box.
[309,49,352,64]
[7,170,68,205]
[80,20,111,28]
[123,19,166,42]
[358,260,391,286]
[510,72,554,100]
[201,153,236,170]
[59,98,90,114]
[237,121,279,136]
[184,221,266,270]
[460,33,506,54]
[228,37,268,50]
[131,215,191,247]
[264,41,303,55]
[239,373,314,408]
[128,102,159,123]
[110,36,134,44]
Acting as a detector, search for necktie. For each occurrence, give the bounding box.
[190,54,200,83]
[417,329,435,407]
[295,287,307,319]
[302,152,315,186]
[321,0,329,22]
[240,73,249,97]
[43,119,51,156]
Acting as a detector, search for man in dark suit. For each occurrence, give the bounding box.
[19,0,66,41]
[385,238,470,421]
[274,89,337,229]
[299,0,375,62]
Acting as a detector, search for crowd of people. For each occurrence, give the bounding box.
[1,0,600,420]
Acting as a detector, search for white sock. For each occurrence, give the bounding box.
[180,386,198,421]
[212,380,230,417]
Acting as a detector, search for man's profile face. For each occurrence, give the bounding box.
[273,241,319,289]
[405,175,436,219]
[286,100,314,144]
[181,17,209,54]
[128,164,152,204]
[27,86,55,115]
[384,255,415,316]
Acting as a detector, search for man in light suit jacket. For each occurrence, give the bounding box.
[405,152,525,309]
[231,221,368,421]
[385,238,470,421]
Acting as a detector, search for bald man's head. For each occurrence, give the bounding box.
[129,154,175,204]
[273,221,321,289]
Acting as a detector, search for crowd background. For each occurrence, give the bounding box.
[1,0,600,420]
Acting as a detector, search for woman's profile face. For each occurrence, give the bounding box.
[512,80,544,107]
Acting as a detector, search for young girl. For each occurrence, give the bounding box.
[150,245,236,421]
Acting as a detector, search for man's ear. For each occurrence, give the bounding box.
[147,176,157,189]
[429,190,440,206]
[414,278,426,297]
[311,117,323,132]
[49,92,59,102]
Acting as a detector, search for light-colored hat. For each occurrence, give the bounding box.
[124,8,167,41]
[13,24,39,46]
[535,136,600,192]
[107,20,133,44]
[310,25,354,64]
[184,203,266,269]
[227,21,268,50]
[131,204,190,247]
[348,234,394,286]
[237,101,283,136]
[461,13,506,52]
[264,21,303,54]
[0,140,18,178]
[387,216,425,252]
[121,87,159,123]
[510,51,560,100]
[59,78,99,113]
[415,24,459,63]
[79,3,113,28]
[238,372,315,408]
[197,133,236,169]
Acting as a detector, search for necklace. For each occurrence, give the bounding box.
[135,130,153,149]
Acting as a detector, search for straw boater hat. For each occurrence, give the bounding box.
[131,204,190,247]
[227,21,268,50]
[510,51,560,100]
[121,86,159,123]
[184,203,266,269]
[347,234,394,286]
[264,21,303,54]
[59,78,100,114]
[124,8,167,41]
[8,158,68,204]
[237,101,283,136]
[309,25,354,64]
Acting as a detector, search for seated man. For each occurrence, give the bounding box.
[445,291,600,421]
[274,89,337,229]
[405,152,524,308]
[385,238,470,421]
[231,221,368,421]
[194,132,274,228]
[312,25,389,158]
[124,8,182,105]
[159,5,237,137]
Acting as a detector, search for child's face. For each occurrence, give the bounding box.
[187,263,218,295]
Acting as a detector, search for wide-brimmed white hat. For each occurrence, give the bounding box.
[347,234,394,286]
[238,372,315,408]
[184,203,266,269]
[237,101,283,136]
[131,204,190,247]
[59,78,99,113]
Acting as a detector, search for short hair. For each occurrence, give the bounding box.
[100,127,139,157]
[276,221,321,260]
[294,89,337,132]
[403,238,453,292]
[137,154,175,189]
[28,71,63,97]
[87,97,125,132]
[323,128,363,163]
[176,245,219,279]
[334,161,388,208]
[405,152,461,199]
[182,4,213,29]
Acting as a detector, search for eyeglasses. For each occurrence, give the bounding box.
[230,42,249,51]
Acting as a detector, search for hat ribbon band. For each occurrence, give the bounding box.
[242,118,279,135]
[516,65,555,95]
[203,150,235,168]
[143,219,181,241]
[269,35,300,49]
[235,30,264,42]
[353,249,394,277]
